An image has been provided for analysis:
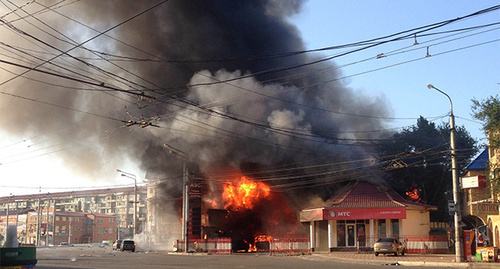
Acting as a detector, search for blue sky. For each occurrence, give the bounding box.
[291,0,499,145]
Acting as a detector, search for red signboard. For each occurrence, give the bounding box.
[323,207,406,220]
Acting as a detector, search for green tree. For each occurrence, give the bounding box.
[472,95,500,194]
[377,117,477,221]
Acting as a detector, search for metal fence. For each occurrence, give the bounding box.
[269,238,311,256]
[176,238,232,254]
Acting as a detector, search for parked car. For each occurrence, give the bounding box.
[120,239,135,252]
[59,242,73,247]
[374,238,405,256]
[112,239,122,250]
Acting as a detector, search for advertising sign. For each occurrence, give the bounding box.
[323,207,406,220]
[477,203,499,215]
[189,182,202,199]
[461,175,487,189]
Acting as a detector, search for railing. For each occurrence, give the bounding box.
[176,238,232,254]
[269,238,310,256]
[330,235,450,254]
[404,235,449,254]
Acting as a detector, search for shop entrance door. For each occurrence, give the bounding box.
[347,224,356,247]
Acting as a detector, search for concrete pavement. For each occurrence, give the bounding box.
[306,251,499,268]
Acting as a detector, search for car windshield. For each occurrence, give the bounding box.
[378,238,395,243]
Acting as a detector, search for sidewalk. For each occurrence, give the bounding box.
[306,251,500,268]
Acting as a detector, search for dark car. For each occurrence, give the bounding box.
[120,239,135,252]
[374,238,405,256]
[113,239,122,250]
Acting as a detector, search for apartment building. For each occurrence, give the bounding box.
[0,186,147,245]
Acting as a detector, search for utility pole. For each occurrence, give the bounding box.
[52,200,56,245]
[68,216,72,244]
[117,169,138,239]
[6,196,9,240]
[164,144,189,253]
[427,84,464,262]
[45,199,50,246]
[36,198,41,246]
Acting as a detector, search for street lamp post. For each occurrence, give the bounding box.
[427,84,464,262]
[117,169,137,239]
[164,143,189,253]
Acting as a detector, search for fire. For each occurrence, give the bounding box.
[222,176,271,210]
[249,235,272,252]
[406,188,422,202]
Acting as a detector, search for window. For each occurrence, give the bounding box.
[391,219,399,237]
[109,218,114,223]
[378,220,386,238]
[337,223,346,247]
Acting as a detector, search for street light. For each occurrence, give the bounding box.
[163,143,189,253]
[117,169,137,239]
[427,84,464,262]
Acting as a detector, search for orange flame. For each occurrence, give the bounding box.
[249,235,272,252]
[406,188,422,202]
[222,176,270,210]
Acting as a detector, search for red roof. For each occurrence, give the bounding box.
[325,181,435,210]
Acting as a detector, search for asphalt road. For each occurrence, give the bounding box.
[34,246,449,269]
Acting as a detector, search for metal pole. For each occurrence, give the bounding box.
[45,200,50,246]
[52,200,56,245]
[37,198,41,246]
[116,169,138,239]
[6,197,9,239]
[183,161,189,253]
[134,179,137,239]
[68,216,72,244]
[181,162,186,242]
[427,84,463,262]
[163,144,189,253]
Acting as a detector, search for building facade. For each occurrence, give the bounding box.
[461,148,500,249]
[300,181,438,252]
[0,186,146,245]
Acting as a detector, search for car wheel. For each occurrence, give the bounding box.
[394,250,398,256]
[375,253,379,256]
[401,249,405,256]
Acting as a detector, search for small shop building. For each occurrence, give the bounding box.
[300,181,439,252]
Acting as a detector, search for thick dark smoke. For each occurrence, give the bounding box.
[0,0,391,208]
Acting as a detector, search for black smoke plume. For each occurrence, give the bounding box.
[0,0,391,218]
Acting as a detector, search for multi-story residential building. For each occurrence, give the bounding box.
[146,176,182,245]
[0,186,146,245]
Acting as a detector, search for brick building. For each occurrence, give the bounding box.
[0,186,145,246]
[461,148,500,249]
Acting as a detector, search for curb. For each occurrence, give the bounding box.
[397,261,469,268]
